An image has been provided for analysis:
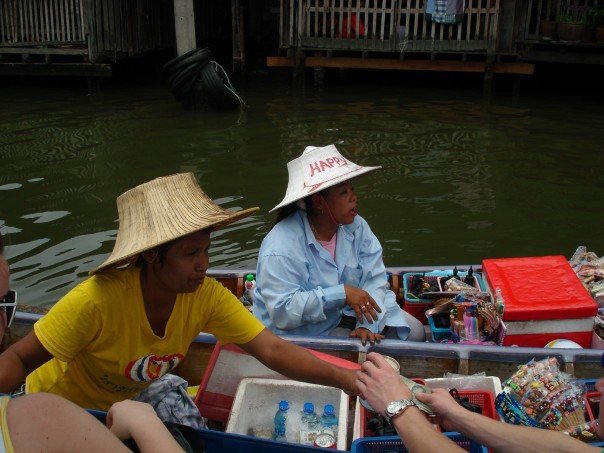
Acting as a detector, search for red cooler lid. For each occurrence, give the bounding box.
[482,255,597,321]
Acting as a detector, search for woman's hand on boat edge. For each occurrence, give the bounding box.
[349,327,383,346]
[343,285,382,323]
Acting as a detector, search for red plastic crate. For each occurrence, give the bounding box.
[456,390,498,421]
[585,392,601,422]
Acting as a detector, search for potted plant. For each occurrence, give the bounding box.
[540,18,557,41]
[557,13,586,42]
[587,7,604,43]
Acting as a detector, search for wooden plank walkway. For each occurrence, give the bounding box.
[267,55,535,75]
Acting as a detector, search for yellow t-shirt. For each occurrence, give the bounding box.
[26,266,264,410]
[0,396,15,453]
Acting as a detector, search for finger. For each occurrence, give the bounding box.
[105,412,113,429]
[355,306,364,323]
[416,392,431,403]
[360,358,379,375]
[367,307,380,322]
[363,308,374,324]
[360,331,368,346]
[356,371,370,386]
[369,296,382,313]
[355,378,367,398]
[348,330,358,338]
[366,352,389,369]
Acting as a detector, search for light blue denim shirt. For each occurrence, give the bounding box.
[253,210,409,338]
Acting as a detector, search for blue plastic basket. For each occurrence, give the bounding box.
[84,410,326,453]
[577,378,599,393]
[427,315,452,342]
[351,432,487,453]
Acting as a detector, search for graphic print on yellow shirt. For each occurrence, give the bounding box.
[27,265,264,410]
[125,353,184,382]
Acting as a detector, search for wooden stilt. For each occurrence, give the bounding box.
[173,0,196,57]
[232,0,245,74]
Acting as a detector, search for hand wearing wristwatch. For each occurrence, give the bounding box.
[384,399,416,423]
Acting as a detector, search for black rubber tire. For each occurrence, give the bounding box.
[199,62,241,110]
[167,47,212,77]
[163,47,204,72]
[168,62,201,91]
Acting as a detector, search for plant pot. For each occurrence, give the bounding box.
[540,20,557,41]
[557,23,585,42]
[596,25,604,43]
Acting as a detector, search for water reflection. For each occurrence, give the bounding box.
[0,80,602,307]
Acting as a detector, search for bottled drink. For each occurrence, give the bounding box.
[301,402,320,429]
[463,266,474,286]
[321,404,338,433]
[241,273,256,308]
[273,400,289,441]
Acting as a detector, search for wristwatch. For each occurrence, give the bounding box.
[384,399,416,422]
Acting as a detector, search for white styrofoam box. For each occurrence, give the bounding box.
[352,398,364,441]
[226,377,349,450]
[424,375,502,396]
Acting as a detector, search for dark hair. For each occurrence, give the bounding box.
[135,239,176,268]
[272,195,320,229]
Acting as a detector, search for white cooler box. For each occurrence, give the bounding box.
[226,377,349,450]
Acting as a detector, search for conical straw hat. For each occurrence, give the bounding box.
[90,173,259,275]
[270,144,380,212]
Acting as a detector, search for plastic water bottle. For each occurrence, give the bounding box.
[273,400,289,441]
[241,273,256,308]
[321,404,338,433]
[301,402,321,429]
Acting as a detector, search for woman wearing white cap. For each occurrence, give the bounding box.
[0,173,358,412]
[253,145,425,344]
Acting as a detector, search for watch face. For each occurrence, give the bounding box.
[387,400,404,415]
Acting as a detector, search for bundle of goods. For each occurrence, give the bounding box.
[425,282,505,345]
[570,246,604,308]
[496,357,597,442]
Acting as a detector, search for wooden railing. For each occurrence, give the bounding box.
[524,0,602,40]
[0,0,86,46]
[0,0,174,62]
[281,0,501,53]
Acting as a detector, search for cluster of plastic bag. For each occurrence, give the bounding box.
[570,246,604,308]
[496,357,597,442]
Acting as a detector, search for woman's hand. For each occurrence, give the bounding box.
[355,352,410,415]
[343,285,382,323]
[349,327,384,346]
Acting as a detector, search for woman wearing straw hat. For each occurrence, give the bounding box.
[0,173,358,412]
[0,231,185,452]
[253,145,425,345]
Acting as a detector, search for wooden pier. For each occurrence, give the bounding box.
[0,0,175,77]
[268,0,604,85]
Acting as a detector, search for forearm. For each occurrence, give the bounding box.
[0,349,28,392]
[453,409,596,453]
[263,340,353,391]
[392,407,464,453]
[127,416,183,453]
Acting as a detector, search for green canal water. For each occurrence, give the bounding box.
[1,76,603,308]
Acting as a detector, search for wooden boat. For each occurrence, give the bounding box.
[2,265,602,387]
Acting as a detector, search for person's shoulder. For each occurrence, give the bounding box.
[261,212,305,251]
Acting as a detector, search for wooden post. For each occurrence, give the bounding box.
[173,0,196,56]
[231,0,245,73]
